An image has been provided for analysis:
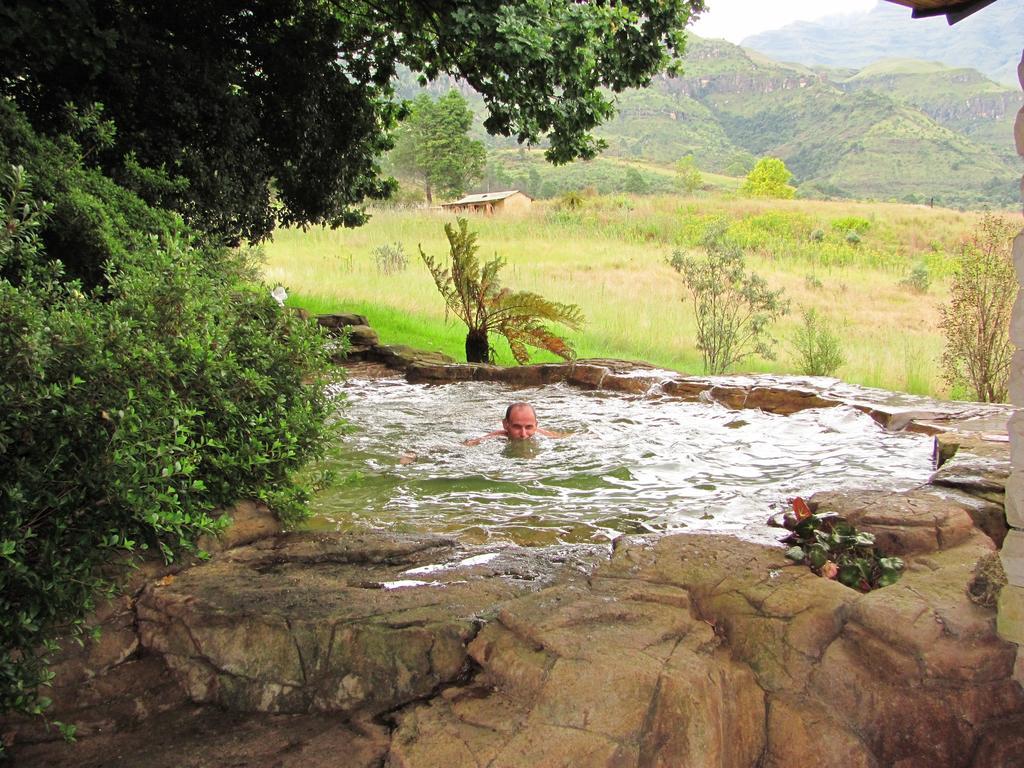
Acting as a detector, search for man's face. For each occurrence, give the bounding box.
[503,406,538,440]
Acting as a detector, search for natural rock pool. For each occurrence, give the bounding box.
[308,377,935,544]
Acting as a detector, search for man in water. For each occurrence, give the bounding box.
[464,402,564,446]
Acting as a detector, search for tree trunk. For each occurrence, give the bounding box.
[465,329,489,363]
[425,178,433,205]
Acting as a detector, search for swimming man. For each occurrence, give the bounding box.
[464,402,565,446]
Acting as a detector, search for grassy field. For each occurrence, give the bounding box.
[262,191,999,398]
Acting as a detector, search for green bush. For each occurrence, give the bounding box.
[0,104,335,730]
[668,219,789,374]
[830,216,871,236]
[900,263,931,294]
[791,308,845,377]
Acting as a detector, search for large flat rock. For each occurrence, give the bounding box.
[136,532,603,718]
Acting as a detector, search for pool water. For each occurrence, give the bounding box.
[308,378,935,545]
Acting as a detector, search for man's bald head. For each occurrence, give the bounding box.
[504,402,536,421]
[502,402,538,440]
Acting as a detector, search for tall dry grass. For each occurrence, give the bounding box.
[263,193,991,397]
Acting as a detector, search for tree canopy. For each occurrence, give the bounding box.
[390,91,486,204]
[1,0,707,242]
[741,157,796,199]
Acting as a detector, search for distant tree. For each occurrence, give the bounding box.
[675,155,703,194]
[527,168,543,198]
[390,91,486,204]
[624,167,649,194]
[939,214,1018,402]
[420,218,584,364]
[725,152,756,177]
[668,220,789,374]
[742,157,796,199]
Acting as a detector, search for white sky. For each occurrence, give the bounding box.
[691,0,880,43]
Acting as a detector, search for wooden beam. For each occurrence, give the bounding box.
[906,0,998,24]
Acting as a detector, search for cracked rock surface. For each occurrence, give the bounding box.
[5,497,1023,766]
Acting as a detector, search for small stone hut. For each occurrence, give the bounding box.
[441,190,532,215]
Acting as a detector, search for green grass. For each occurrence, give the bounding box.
[263,193,1004,398]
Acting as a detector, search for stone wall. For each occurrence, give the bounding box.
[1000,49,1024,682]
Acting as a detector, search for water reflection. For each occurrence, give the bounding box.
[502,438,543,461]
[307,379,934,545]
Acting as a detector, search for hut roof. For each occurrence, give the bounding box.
[443,190,531,206]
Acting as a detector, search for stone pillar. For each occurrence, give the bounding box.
[998,49,1024,683]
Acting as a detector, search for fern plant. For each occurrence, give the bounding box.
[420,218,584,364]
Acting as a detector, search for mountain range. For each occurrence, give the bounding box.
[743,0,1023,87]
[587,34,1022,207]
[395,15,1023,209]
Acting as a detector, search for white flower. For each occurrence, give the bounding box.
[270,285,288,306]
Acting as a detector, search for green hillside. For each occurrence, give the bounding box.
[390,34,1022,209]
[838,59,1020,165]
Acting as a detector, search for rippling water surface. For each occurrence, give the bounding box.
[308,378,934,545]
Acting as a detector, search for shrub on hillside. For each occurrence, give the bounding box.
[830,216,871,236]
[900,263,931,294]
[939,213,1018,402]
[668,220,789,374]
[791,308,845,377]
[0,105,334,730]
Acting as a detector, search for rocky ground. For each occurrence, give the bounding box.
[4,354,1023,767]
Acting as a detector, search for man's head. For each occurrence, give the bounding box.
[502,402,538,440]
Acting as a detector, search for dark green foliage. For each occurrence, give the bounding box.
[0,105,334,729]
[420,218,584,364]
[390,91,486,204]
[780,502,904,591]
[0,99,178,288]
[623,167,649,195]
[0,0,706,242]
[668,220,789,374]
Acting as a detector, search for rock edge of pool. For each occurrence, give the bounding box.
[5,357,1023,767]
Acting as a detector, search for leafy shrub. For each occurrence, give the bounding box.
[939,213,1018,402]
[809,228,825,242]
[675,155,703,194]
[791,308,844,377]
[372,242,408,274]
[0,106,334,730]
[900,263,931,294]
[668,219,789,374]
[844,230,861,245]
[830,216,871,236]
[420,218,584,363]
[804,274,823,290]
[781,498,904,591]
